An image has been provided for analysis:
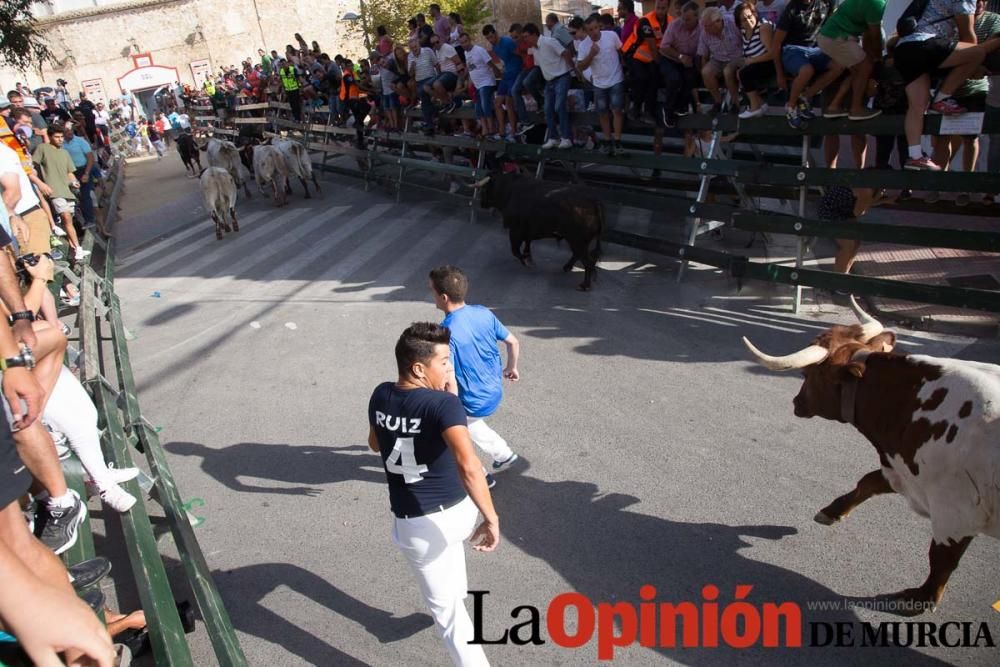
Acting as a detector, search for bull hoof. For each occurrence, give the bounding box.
[813,511,841,526]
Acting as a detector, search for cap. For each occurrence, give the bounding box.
[0,100,11,110]
[21,96,40,109]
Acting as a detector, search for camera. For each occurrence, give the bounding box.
[14,252,58,283]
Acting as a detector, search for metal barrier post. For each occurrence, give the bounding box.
[793,134,808,313]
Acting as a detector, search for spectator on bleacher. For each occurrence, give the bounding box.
[659,2,702,127]
[485,24,523,142]
[416,13,434,46]
[816,0,884,121]
[9,108,42,155]
[625,0,671,124]
[758,0,788,23]
[409,37,441,135]
[431,4,450,44]
[407,17,419,42]
[278,59,303,121]
[736,2,778,118]
[339,60,370,137]
[892,0,1000,170]
[429,32,463,114]
[32,126,85,257]
[378,53,401,130]
[922,0,1000,201]
[718,0,739,15]
[6,92,47,147]
[460,32,502,140]
[523,22,574,148]
[449,13,465,47]
[578,13,627,155]
[0,143,52,261]
[40,98,70,127]
[76,92,98,144]
[94,102,111,144]
[259,48,272,75]
[511,24,544,133]
[620,0,640,42]
[773,0,844,128]
[62,122,97,245]
[546,13,575,48]
[377,26,393,56]
[600,13,619,33]
[698,7,744,112]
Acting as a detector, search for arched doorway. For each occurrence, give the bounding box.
[117,54,180,120]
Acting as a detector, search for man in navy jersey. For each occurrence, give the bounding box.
[428,266,521,483]
[368,323,499,666]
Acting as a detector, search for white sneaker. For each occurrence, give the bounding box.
[74,247,91,260]
[541,139,559,149]
[52,226,67,237]
[105,464,140,484]
[557,138,573,149]
[99,484,137,512]
[739,105,768,119]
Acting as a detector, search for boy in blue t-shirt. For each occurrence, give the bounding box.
[429,265,522,480]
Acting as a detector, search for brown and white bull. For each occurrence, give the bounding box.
[199,167,239,240]
[272,138,321,198]
[251,145,289,207]
[744,298,998,615]
[197,136,252,198]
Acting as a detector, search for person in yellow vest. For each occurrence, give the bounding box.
[621,0,671,125]
[279,61,303,121]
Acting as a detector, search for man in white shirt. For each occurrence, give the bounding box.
[458,32,502,139]
[577,13,626,155]
[409,37,441,135]
[429,34,463,111]
[0,144,49,255]
[522,22,574,149]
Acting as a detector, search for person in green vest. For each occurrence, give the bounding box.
[259,48,272,75]
[279,62,303,121]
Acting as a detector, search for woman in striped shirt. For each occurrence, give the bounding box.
[736,2,777,119]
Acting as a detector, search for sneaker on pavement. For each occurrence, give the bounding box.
[69,557,112,591]
[39,492,87,555]
[928,97,966,115]
[557,138,573,149]
[848,108,882,121]
[485,473,496,489]
[904,156,941,171]
[541,138,559,149]
[492,453,520,473]
[99,483,137,513]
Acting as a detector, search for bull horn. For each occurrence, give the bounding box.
[742,337,829,371]
[473,176,490,188]
[849,296,883,342]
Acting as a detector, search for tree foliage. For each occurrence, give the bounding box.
[348,0,492,51]
[0,0,50,72]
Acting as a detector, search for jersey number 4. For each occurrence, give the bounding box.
[385,438,428,484]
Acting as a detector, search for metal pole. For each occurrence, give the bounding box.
[793,134,808,313]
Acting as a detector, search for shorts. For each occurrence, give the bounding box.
[474,85,496,118]
[817,34,866,68]
[703,58,743,77]
[0,414,28,509]
[593,81,626,112]
[433,71,459,92]
[51,197,76,216]
[16,207,52,255]
[383,92,400,109]
[781,45,832,76]
[497,75,518,97]
[893,37,956,85]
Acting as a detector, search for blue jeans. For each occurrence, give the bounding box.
[544,73,571,141]
[418,77,436,126]
[512,66,544,119]
[74,167,95,226]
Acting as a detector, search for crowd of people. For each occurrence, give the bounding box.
[0,83,150,663]
[202,0,1000,182]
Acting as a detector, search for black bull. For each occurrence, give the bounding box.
[477,174,604,290]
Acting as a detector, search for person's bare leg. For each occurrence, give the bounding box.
[827,73,852,113]
[13,422,67,500]
[702,63,723,105]
[824,134,840,168]
[31,325,68,412]
[849,59,873,115]
[724,61,740,108]
[59,211,82,252]
[936,42,993,97]
[598,111,612,143]
[38,290,58,328]
[612,109,623,141]
[0,500,73,593]
[852,135,867,168]
[494,97,506,136]
[835,239,862,273]
[904,76,931,149]
[788,65,816,107]
[931,135,952,171]
[961,136,978,173]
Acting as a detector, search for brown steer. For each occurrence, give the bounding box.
[744,298,999,615]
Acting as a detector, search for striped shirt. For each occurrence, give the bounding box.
[742,20,770,59]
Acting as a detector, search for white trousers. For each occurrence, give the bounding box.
[392,496,489,666]
[466,418,513,465]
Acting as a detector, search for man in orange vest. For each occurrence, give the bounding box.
[621,0,671,125]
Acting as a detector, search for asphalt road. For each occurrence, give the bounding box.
[110,155,1000,666]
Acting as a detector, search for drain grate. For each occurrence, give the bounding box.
[945,274,1000,290]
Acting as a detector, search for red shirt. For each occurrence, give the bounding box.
[515,41,534,69]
